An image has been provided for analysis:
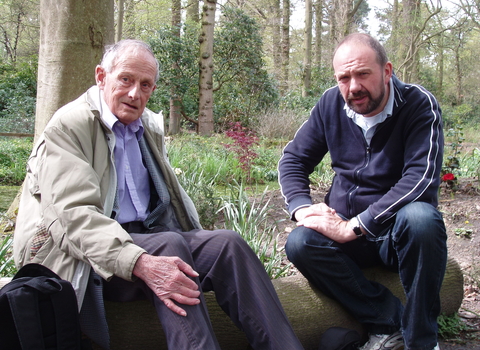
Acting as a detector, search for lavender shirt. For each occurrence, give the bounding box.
[100,97,151,224]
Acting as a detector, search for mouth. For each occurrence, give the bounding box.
[122,102,138,110]
[348,93,369,105]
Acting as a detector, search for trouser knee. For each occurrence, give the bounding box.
[393,202,446,244]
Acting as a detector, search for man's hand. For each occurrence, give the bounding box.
[133,253,201,317]
[295,204,357,243]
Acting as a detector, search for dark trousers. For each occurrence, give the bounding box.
[285,202,447,350]
[104,228,304,350]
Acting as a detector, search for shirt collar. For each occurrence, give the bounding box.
[345,78,395,120]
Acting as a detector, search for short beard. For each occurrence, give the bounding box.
[347,86,385,116]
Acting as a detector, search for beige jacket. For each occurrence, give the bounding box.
[14,86,201,286]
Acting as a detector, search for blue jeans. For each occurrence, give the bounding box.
[285,202,447,350]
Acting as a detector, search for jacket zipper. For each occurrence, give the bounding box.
[347,145,371,217]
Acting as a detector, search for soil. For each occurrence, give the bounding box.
[257,177,480,349]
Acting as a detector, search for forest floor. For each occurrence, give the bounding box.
[256,177,480,349]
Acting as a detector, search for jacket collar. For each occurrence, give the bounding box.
[390,74,407,116]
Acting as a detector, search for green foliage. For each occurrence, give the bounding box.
[175,165,223,230]
[442,104,476,130]
[166,133,279,186]
[0,137,32,185]
[280,65,336,112]
[148,24,200,125]
[148,7,278,132]
[0,233,16,277]
[220,181,290,279]
[213,7,278,129]
[437,313,472,342]
[0,59,37,134]
[310,153,335,186]
[460,148,480,181]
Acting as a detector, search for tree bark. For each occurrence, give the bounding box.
[314,0,323,66]
[168,0,182,135]
[115,0,125,42]
[280,0,290,95]
[35,0,114,140]
[96,257,464,350]
[302,0,313,98]
[198,0,216,136]
[187,0,200,23]
[272,0,282,80]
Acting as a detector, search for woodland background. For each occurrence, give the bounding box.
[0,0,479,139]
[1,2,480,343]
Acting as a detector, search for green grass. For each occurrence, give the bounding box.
[0,186,20,214]
[0,137,32,186]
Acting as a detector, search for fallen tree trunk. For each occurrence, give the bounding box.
[99,257,463,350]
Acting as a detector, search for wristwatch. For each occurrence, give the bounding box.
[348,217,364,237]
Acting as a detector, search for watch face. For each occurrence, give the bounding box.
[350,217,359,229]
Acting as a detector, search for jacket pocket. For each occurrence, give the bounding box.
[30,221,50,260]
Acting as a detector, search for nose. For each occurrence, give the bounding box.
[128,83,140,100]
[349,77,362,94]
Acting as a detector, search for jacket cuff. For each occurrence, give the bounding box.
[288,195,313,221]
[113,244,146,281]
[357,209,390,238]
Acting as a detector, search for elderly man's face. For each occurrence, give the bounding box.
[95,47,157,125]
[333,43,392,117]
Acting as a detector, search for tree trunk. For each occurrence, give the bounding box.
[92,257,464,350]
[302,0,313,98]
[398,0,421,82]
[187,0,200,23]
[436,32,444,99]
[35,0,114,140]
[272,0,282,80]
[280,0,290,95]
[115,0,125,42]
[168,0,182,135]
[198,0,216,136]
[314,0,323,66]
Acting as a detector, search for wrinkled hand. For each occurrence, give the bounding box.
[295,204,357,244]
[133,253,201,316]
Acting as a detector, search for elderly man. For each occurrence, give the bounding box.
[14,39,303,350]
[279,33,446,350]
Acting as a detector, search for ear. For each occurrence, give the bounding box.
[95,65,106,89]
[384,61,393,84]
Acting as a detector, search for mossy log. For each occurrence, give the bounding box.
[96,257,463,350]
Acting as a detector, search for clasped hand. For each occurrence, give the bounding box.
[133,253,201,317]
[295,203,357,243]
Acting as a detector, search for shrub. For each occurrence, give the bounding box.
[256,107,308,140]
[0,137,32,185]
[0,59,37,134]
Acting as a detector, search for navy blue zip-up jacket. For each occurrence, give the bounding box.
[278,75,443,237]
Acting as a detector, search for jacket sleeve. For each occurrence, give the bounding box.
[358,86,443,236]
[39,113,145,281]
[278,101,329,218]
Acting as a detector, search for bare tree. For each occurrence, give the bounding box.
[314,0,323,66]
[187,0,200,22]
[0,0,39,64]
[302,0,313,97]
[35,0,114,139]
[115,0,125,42]
[280,0,290,94]
[198,0,216,136]
[168,0,182,135]
[458,0,480,30]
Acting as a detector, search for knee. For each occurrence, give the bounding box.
[210,229,250,251]
[395,202,446,243]
[285,226,314,265]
